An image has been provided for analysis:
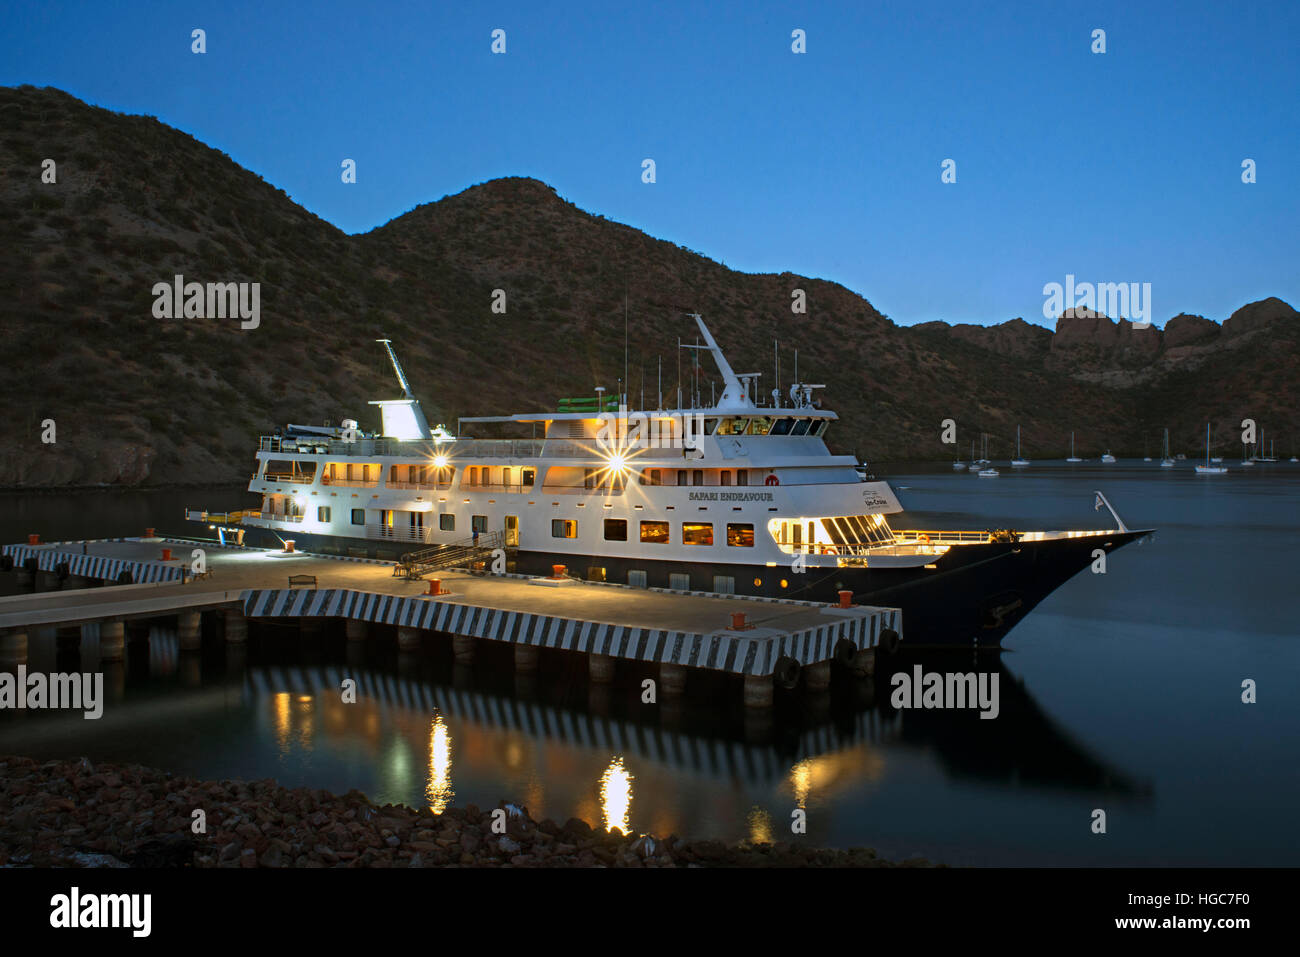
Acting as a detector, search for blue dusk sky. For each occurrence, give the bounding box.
[2,0,1297,327]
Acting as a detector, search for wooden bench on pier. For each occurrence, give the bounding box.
[287,574,318,589]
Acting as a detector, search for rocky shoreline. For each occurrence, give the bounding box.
[0,755,935,868]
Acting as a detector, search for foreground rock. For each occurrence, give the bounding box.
[0,755,934,868]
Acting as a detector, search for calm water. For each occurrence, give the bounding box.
[1,468,1297,866]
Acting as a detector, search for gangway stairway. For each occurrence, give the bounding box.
[393,529,506,580]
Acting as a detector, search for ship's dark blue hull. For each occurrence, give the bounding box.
[207,522,1150,649]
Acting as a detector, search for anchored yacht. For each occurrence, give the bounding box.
[189,316,1151,648]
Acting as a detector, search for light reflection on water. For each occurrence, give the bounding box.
[1,471,1299,865]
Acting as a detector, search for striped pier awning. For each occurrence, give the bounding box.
[240,588,902,677]
[1,544,183,584]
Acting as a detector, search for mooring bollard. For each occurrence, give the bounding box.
[427,578,442,596]
[838,589,853,608]
[550,564,567,579]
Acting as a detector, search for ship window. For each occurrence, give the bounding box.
[584,468,597,489]
[439,513,455,531]
[770,418,793,435]
[704,418,719,435]
[586,566,607,582]
[716,417,748,435]
[472,515,487,533]
[669,573,691,591]
[603,519,628,541]
[713,575,735,594]
[737,469,749,486]
[810,421,827,436]
[720,471,732,486]
[628,570,648,589]
[676,470,687,486]
[351,508,365,525]
[640,521,669,544]
[649,469,661,485]
[790,419,810,436]
[317,506,331,522]
[692,469,704,486]
[552,519,577,539]
[727,523,754,547]
[682,522,713,546]
[468,467,479,487]
[502,467,512,488]
[522,468,535,489]
[748,417,772,435]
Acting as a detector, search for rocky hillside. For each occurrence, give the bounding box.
[1,85,1297,486]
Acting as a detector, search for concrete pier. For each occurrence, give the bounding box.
[178,611,202,651]
[1,536,904,714]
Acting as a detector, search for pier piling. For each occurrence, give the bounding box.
[660,663,687,696]
[451,634,475,665]
[178,611,202,651]
[803,660,832,692]
[743,674,774,709]
[0,630,28,667]
[397,626,421,651]
[513,643,539,672]
[98,621,125,662]
[344,618,368,642]
[223,609,248,644]
[588,653,615,684]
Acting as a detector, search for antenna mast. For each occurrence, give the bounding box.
[376,339,414,399]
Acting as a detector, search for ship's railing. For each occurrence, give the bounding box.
[319,478,378,488]
[386,480,455,491]
[892,529,990,544]
[260,472,314,484]
[258,512,304,523]
[185,508,261,524]
[367,523,435,544]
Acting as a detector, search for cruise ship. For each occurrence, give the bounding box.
[190,316,1151,648]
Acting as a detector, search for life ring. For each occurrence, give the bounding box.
[321,475,330,485]
[765,474,780,486]
[919,533,930,545]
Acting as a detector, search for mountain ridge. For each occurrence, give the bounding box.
[2,85,1297,487]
